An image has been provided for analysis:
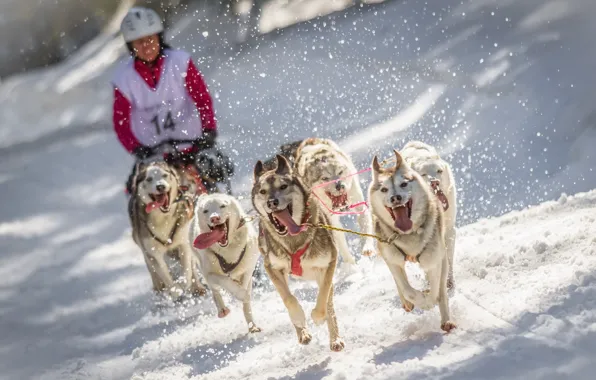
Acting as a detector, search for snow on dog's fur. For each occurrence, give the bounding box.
[400,141,457,289]
[128,161,206,300]
[252,155,345,351]
[368,149,456,333]
[295,138,377,263]
[190,193,262,333]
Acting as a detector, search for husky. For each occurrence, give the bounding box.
[400,141,457,289]
[190,193,262,333]
[368,149,456,333]
[128,161,207,300]
[294,138,377,263]
[252,155,345,351]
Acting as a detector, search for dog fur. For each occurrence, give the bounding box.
[189,193,262,333]
[400,141,457,289]
[128,161,207,300]
[368,149,456,332]
[252,155,345,351]
[294,138,377,263]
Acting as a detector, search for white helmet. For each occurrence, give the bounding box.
[120,7,164,43]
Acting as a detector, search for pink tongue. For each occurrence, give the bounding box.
[273,209,304,236]
[193,225,226,249]
[393,206,413,232]
[145,194,167,213]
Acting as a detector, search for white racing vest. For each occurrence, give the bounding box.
[112,49,203,149]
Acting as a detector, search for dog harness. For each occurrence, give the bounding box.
[211,218,248,274]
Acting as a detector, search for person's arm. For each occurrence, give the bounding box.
[185,59,217,134]
[113,88,142,154]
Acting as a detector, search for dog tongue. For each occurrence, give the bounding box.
[145,194,167,213]
[193,225,226,249]
[393,206,413,232]
[273,209,304,236]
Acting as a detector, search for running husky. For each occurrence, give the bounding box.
[400,141,457,289]
[294,138,377,262]
[368,149,456,332]
[252,155,345,351]
[128,161,207,300]
[190,193,262,333]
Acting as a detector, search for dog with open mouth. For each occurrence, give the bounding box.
[294,138,377,264]
[252,154,345,351]
[128,161,206,301]
[368,149,456,333]
[190,193,262,333]
[400,141,457,290]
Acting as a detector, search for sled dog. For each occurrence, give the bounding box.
[400,141,457,289]
[252,155,345,351]
[368,149,456,332]
[294,138,377,262]
[128,161,207,300]
[190,193,262,333]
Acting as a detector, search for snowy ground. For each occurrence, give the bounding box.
[2,0,596,379]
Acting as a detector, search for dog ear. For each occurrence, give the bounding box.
[393,149,403,170]
[371,155,381,183]
[275,154,292,176]
[254,160,265,181]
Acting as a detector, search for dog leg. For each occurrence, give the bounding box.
[210,287,230,318]
[264,264,310,344]
[445,226,456,290]
[350,182,377,257]
[312,258,337,325]
[205,272,249,302]
[331,215,356,265]
[143,254,166,291]
[241,275,261,333]
[387,263,433,310]
[178,246,199,295]
[147,252,183,300]
[190,256,207,296]
[438,255,456,332]
[317,273,344,351]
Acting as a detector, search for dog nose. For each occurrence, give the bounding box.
[156,184,166,193]
[335,181,345,191]
[267,198,279,209]
[390,195,402,204]
[210,214,221,224]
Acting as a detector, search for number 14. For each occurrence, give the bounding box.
[151,111,176,135]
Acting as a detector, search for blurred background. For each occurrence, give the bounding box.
[1,0,596,378]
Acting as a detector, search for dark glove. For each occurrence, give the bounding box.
[194,130,217,151]
[132,145,154,160]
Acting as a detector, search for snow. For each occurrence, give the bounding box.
[2,0,596,379]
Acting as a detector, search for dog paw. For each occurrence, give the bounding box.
[330,338,345,352]
[311,308,327,325]
[248,323,262,334]
[441,321,457,333]
[297,329,312,345]
[402,300,414,312]
[218,307,231,318]
[168,285,184,301]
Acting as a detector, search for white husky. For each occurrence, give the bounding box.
[368,149,456,332]
[295,138,377,263]
[189,193,262,333]
[400,141,457,289]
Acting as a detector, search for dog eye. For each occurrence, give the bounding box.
[338,171,343,176]
[146,177,153,182]
[437,169,443,174]
[400,182,408,188]
[421,174,427,177]
[203,209,209,214]
[259,189,267,195]
[280,184,288,190]
[380,187,388,193]
[321,177,330,181]
[220,204,226,208]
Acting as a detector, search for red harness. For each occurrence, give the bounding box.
[290,242,311,276]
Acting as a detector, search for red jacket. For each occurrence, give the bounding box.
[112,54,216,154]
